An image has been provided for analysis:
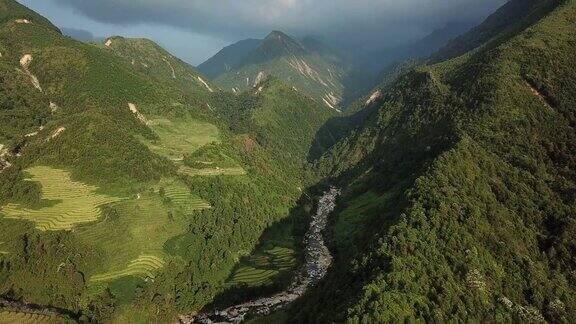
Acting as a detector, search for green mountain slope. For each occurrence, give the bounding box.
[0,0,59,32]
[431,0,560,62]
[103,36,217,99]
[0,1,336,322]
[213,31,346,111]
[291,0,576,322]
[197,38,262,79]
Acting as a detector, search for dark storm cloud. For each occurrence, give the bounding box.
[51,0,508,45]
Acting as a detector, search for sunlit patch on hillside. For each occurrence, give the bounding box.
[0,166,123,231]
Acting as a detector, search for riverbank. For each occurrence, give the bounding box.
[180,187,341,324]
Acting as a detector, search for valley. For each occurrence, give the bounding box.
[1,0,576,323]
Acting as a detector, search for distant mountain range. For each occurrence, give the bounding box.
[198,22,478,110]
[200,31,347,111]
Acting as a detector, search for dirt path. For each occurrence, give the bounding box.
[179,187,340,324]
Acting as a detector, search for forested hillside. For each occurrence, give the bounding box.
[0,0,336,321]
[2,0,576,323]
[289,0,576,322]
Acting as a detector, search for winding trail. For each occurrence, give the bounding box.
[179,187,340,324]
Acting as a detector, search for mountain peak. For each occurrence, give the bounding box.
[257,30,305,58]
[265,30,290,40]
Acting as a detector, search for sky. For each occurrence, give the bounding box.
[18,0,508,66]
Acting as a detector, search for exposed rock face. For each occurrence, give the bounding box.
[49,102,59,113]
[48,127,66,140]
[180,187,341,324]
[19,54,42,91]
[197,76,214,92]
[366,90,382,105]
[0,144,12,173]
[253,71,267,88]
[128,103,149,125]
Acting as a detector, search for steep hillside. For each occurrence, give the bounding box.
[103,36,217,100]
[213,31,346,111]
[197,38,262,79]
[431,0,560,62]
[0,0,59,32]
[0,1,336,322]
[290,0,576,322]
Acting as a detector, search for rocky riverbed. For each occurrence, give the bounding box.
[180,187,341,324]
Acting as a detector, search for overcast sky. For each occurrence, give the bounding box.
[18,0,507,65]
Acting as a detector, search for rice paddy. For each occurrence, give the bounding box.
[0,166,123,231]
[90,254,165,282]
[78,179,210,285]
[179,165,247,177]
[160,179,212,212]
[143,118,247,177]
[145,118,220,161]
[228,247,296,287]
[0,311,69,324]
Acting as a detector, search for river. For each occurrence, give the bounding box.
[179,187,341,324]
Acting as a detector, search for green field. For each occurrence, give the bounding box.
[179,166,247,177]
[77,179,210,285]
[0,166,123,231]
[160,179,212,211]
[144,118,220,162]
[90,254,165,282]
[0,311,70,324]
[228,246,296,287]
[143,118,249,177]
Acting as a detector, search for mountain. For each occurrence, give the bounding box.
[197,38,262,79]
[431,0,560,62]
[287,0,576,322]
[61,27,98,43]
[103,36,218,99]
[345,21,475,104]
[2,0,576,323]
[407,22,476,58]
[211,31,347,111]
[0,0,336,322]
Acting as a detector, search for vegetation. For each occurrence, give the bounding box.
[289,0,576,322]
[0,311,71,324]
[1,166,123,231]
[3,0,575,323]
[0,1,335,321]
[213,31,347,109]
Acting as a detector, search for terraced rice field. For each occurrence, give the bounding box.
[145,118,219,161]
[179,166,246,177]
[0,166,122,231]
[143,118,248,177]
[90,254,165,282]
[0,311,69,324]
[79,180,209,285]
[228,247,296,287]
[162,180,211,212]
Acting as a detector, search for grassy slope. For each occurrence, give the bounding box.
[293,0,576,322]
[103,36,217,102]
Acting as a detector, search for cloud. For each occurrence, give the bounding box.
[50,0,507,45]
